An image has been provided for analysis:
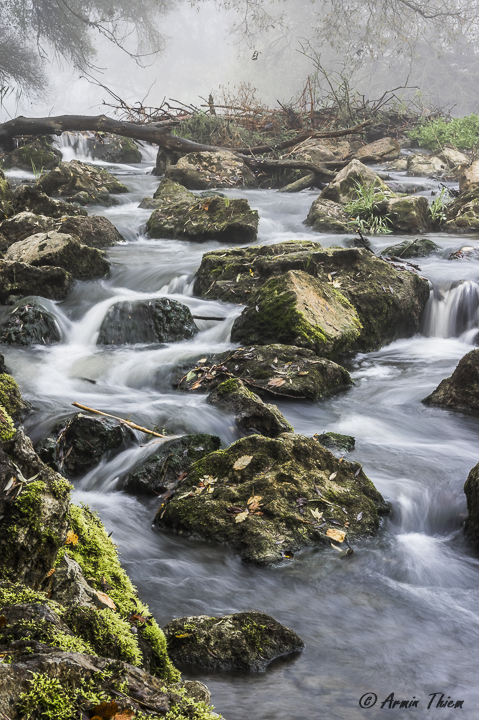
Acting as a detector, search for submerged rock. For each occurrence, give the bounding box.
[231,269,362,359]
[155,432,389,565]
[12,185,87,218]
[165,150,257,189]
[37,159,129,206]
[122,433,221,495]
[164,610,304,671]
[320,159,390,204]
[207,378,293,438]
[174,344,353,401]
[304,197,351,233]
[0,260,73,304]
[146,179,258,243]
[383,238,440,259]
[0,301,61,346]
[98,298,198,346]
[315,431,355,453]
[4,231,110,280]
[423,349,479,410]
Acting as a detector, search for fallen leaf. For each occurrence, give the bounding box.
[255,305,260,312]
[186,371,196,382]
[235,510,249,523]
[95,591,116,611]
[233,455,253,471]
[190,380,202,390]
[310,508,323,521]
[65,530,78,546]
[267,377,285,387]
[298,371,309,376]
[332,279,342,288]
[247,494,263,512]
[236,273,241,282]
[112,712,135,720]
[354,466,362,477]
[90,701,119,720]
[326,528,346,543]
[5,477,15,492]
[329,472,337,481]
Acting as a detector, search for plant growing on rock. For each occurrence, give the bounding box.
[429,187,452,229]
[344,181,393,234]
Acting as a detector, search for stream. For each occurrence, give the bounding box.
[4,142,479,719]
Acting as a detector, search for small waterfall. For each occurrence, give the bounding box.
[422,280,479,340]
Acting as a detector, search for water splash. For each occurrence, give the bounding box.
[422,281,479,340]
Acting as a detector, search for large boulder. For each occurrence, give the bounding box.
[355,137,401,163]
[12,185,87,218]
[37,159,129,206]
[207,378,294,437]
[6,138,62,171]
[174,344,353,401]
[165,150,257,189]
[304,197,351,233]
[320,159,390,204]
[231,269,362,359]
[423,349,479,410]
[437,146,469,170]
[193,241,430,352]
[459,159,479,194]
[121,433,221,495]
[4,232,110,280]
[0,212,56,250]
[164,611,304,671]
[55,214,125,248]
[444,187,479,232]
[155,433,389,564]
[97,298,198,345]
[383,238,440,258]
[0,300,61,346]
[407,153,447,177]
[0,260,73,304]
[146,179,258,243]
[378,195,430,233]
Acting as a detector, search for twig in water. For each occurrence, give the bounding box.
[71,403,166,438]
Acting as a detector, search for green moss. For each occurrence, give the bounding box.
[164,685,219,720]
[0,583,58,609]
[15,480,47,531]
[0,404,15,441]
[50,476,73,499]
[1,617,95,656]
[0,374,24,417]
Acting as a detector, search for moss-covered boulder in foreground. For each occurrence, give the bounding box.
[383,238,440,259]
[37,159,128,206]
[0,301,61,346]
[207,378,293,438]
[379,195,430,233]
[423,349,479,410]
[155,433,389,565]
[194,241,430,352]
[174,344,353,401]
[231,269,362,359]
[164,610,304,671]
[121,433,222,495]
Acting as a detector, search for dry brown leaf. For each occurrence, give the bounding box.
[298,371,309,376]
[326,528,346,543]
[94,591,116,611]
[329,472,337,481]
[90,701,119,720]
[113,712,135,720]
[233,455,253,471]
[65,530,78,546]
[235,510,249,523]
[267,377,286,387]
[247,494,263,512]
[190,380,202,390]
[46,568,56,578]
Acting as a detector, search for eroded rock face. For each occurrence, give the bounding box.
[97,298,198,345]
[304,197,351,233]
[231,269,362,359]
[164,611,304,671]
[423,349,479,410]
[320,159,390,204]
[37,160,129,206]
[12,185,87,218]
[4,232,110,280]
[121,433,221,495]
[165,150,257,189]
[0,301,61,346]
[383,238,440,258]
[0,260,73,304]
[207,379,293,438]
[173,344,353,401]
[407,153,447,177]
[155,432,389,564]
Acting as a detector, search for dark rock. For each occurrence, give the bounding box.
[383,238,440,258]
[37,159,129,206]
[173,344,353,401]
[464,462,479,547]
[55,214,125,248]
[0,300,61,346]
[6,138,62,171]
[0,354,7,374]
[4,231,110,280]
[0,260,73,304]
[12,185,87,218]
[304,197,351,233]
[87,134,142,164]
[207,378,293,438]
[97,298,198,346]
[165,150,257,189]
[122,433,221,495]
[315,431,355,453]
[164,610,304,671]
[155,432,389,565]
[423,349,479,410]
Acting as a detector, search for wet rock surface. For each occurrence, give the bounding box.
[0,300,61,346]
[98,298,199,345]
[165,150,257,189]
[12,184,88,218]
[207,378,294,438]
[3,138,62,171]
[0,212,56,251]
[423,349,479,410]
[464,462,479,547]
[121,433,221,495]
[379,195,430,233]
[37,159,129,206]
[0,260,73,304]
[163,610,304,671]
[87,133,142,163]
[315,431,356,453]
[55,214,125,247]
[155,432,389,565]
[320,159,390,204]
[304,197,351,233]
[383,238,440,258]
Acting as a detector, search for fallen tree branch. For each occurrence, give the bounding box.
[71,402,166,438]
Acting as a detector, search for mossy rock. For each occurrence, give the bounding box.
[165,150,258,190]
[97,298,199,346]
[0,212,56,251]
[315,431,355,453]
[423,349,479,410]
[207,378,293,437]
[9,139,62,172]
[0,301,61,347]
[88,134,142,164]
[37,160,128,207]
[193,241,430,352]
[55,214,126,248]
[121,433,222,495]
[0,170,13,221]
[173,344,353,401]
[320,159,390,204]
[383,238,440,258]
[379,195,431,233]
[304,197,351,233]
[155,433,389,565]
[12,185,87,219]
[0,260,73,305]
[464,462,479,547]
[0,373,28,420]
[164,610,304,671]
[444,187,479,232]
[231,269,362,359]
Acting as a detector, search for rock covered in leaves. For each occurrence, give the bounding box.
[165,150,257,189]
[193,241,430,353]
[37,159,129,206]
[207,378,293,438]
[4,231,110,280]
[315,432,355,453]
[145,179,259,243]
[304,197,351,233]
[121,433,221,495]
[383,238,440,259]
[97,298,199,346]
[320,159,390,204]
[12,185,87,218]
[423,349,479,410]
[0,301,61,346]
[155,433,389,565]
[231,269,362,359]
[0,260,73,305]
[174,344,353,401]
[37,413,134,478]
[164,610,304,672]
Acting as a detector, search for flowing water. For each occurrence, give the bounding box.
[4,147,479,719]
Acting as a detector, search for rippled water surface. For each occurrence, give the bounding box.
[5,149,479,719]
